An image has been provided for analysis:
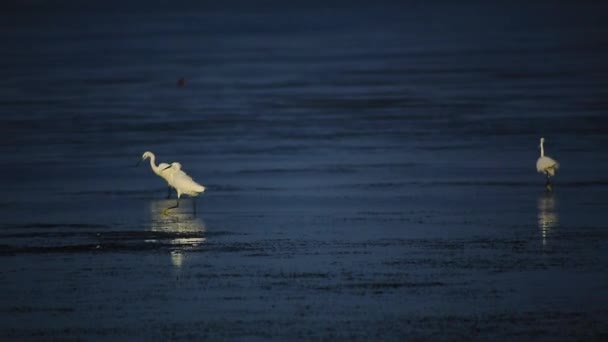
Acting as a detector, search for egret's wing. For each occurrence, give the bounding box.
[158,164,171,175]
[544,157,558,168]
[536,157,546,172]
[172,171,196,190]
[537,156,559,174]
[173,170,194,183]
[157,163,173,182]
[172,170,205,194]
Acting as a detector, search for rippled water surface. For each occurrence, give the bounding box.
[1,1,607,339]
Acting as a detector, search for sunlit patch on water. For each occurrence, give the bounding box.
[148,200,207,268]
[171,250,185,268]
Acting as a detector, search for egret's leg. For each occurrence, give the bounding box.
[545,173,553,192]
[166,186,172,199]
[163,198,180,216]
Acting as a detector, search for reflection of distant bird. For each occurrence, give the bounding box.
[162,162,206,215]
[537,194,558,247]
[536,137,559,189]
[138,151,177,198]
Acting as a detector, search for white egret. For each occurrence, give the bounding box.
[161,162,206,215]
[138,151,177,198]
[536,137,559,188]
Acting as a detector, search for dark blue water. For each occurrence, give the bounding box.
[1,1,608,339]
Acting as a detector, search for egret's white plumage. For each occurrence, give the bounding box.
[166,162,206,197]
[536,137,559,184]
[140,151,177,198]
[162,162,206,214]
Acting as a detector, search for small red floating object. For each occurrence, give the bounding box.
[177,78,186,87]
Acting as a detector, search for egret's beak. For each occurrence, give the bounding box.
[136,159,143,167]
[161,165,172,171]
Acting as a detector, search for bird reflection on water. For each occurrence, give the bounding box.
[537,193,559,247]
[149,200,207,268]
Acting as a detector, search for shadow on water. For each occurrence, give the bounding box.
[537,192,558,248]
[148,200,206,268]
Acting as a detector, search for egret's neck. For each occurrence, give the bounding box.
[540,141,545,157]
[148,154,159,172]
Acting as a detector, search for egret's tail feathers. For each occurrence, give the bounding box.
[184,183,205,196]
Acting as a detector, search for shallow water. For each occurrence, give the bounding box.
[1,1,608,339]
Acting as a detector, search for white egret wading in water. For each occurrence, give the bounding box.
[536,137,559,189]
[138,151,176,198]
[162,162,206,215]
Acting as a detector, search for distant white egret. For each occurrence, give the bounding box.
[161,162,206,215]
[536,137,559,188]
[138,151,176,198]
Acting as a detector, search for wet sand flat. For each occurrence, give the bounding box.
[1,182,607,340]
